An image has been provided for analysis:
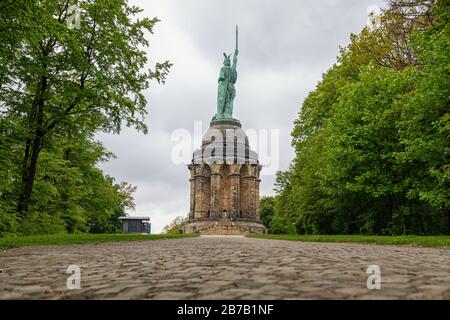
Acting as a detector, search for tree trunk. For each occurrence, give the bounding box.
[18,134,43,215]
[20,138,32,187]
[447,209,450,235]
[17,75,47,216]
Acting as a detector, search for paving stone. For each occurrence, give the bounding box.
[0,236,449,299]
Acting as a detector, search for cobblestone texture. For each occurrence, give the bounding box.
[0,235,449,299]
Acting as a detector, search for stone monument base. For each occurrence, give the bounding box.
[183,218,267,235]
[210,117,241,127]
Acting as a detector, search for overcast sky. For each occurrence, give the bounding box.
[97,0,386,233]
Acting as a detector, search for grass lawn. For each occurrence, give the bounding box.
[0,233,198,249]
[248,234,450,247]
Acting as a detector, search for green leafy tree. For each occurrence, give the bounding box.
[0,0,170,216]
[0,0,169,236]
[259,196,276,230]
[163,216,188,234]
[275,0,449,235]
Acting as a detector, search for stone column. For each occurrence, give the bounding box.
[247,165,258,220]
[255,165,262,221]
[229,164,241,219]
[188,164,195,220]
[209,164,222,219]
[192,165,209,219]
[254,164,262,221]
[189,180,195,220]
[255,179,261,221]
[194,177,203,219]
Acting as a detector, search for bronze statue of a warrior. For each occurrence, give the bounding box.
[213,25,239,120]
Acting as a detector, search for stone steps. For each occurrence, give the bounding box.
[196,220,252,235]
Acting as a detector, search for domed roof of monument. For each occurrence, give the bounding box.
[192,119,258,165]
[201,120,248,147]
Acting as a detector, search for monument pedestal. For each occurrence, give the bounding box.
[184,218,266,235]
[210,117,241,127]
[183,119,267,235]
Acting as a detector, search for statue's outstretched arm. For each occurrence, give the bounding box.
[233,49,238,68]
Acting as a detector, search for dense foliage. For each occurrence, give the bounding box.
[259,196,276,232]
[163,216,188,234]
[0,0,170,236]
[269,0,449,235]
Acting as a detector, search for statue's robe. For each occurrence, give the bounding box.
[216,65,237,118]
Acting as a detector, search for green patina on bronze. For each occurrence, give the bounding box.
[212,25,240,123]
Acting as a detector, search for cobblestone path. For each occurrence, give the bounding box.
[0,235,449,299]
